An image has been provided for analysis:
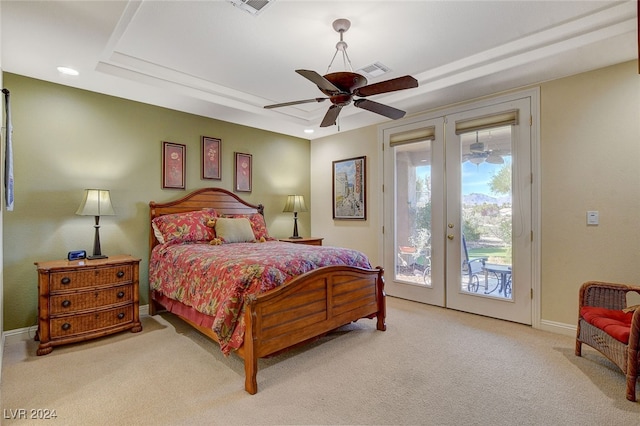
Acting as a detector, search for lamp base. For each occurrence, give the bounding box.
[87,255,108,260]
[289,236,303,239]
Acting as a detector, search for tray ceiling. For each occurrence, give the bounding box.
[2,1,637,139]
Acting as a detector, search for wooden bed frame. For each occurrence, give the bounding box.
[148,187,386,394]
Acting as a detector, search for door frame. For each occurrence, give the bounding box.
[378,88,541,327]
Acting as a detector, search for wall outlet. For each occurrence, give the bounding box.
[587,211,599,226]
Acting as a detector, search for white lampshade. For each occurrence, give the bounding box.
[76,189,115,216]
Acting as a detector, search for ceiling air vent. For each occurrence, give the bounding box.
[357,62,391,78]
[228,0,274,16]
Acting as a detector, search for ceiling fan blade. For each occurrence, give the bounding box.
[354,99,406,120]
[264,98,327,109]
[296,69,342,94]
[353,75,418,97]
[320,105,342,127]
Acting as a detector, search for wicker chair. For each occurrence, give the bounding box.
[575,281,640,401]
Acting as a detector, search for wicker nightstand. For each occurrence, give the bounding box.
[279,237,323,246]
[35,254,142,355]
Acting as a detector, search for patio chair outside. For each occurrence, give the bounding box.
[462,235,486,292]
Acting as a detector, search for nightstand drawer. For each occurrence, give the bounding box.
[49,284,133,314]
[49,305,134,339]
[50,264,133,291]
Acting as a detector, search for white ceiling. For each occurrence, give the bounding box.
[1,1,637,140]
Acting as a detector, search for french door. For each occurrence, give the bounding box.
[382,97,533,324]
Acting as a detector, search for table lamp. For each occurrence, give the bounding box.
[76,189,115,259]
[282,195,307,239]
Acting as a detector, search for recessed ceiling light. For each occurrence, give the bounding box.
[57,66,79,76]
[304,129,314,134]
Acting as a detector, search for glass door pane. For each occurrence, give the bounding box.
[394,140,432,287]
[460,126,513,299]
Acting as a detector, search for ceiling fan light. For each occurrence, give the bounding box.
[469,156,484,165]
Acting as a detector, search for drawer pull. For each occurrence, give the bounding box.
[61,300,71,308]
[117,313,125,320]
[61,323,71,331]
[117,271,125,278]
[117,291,125,298]
[61,277,71,285]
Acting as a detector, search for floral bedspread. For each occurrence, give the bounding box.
[149,241,371,354]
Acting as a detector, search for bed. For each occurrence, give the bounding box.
[148,187,385,394]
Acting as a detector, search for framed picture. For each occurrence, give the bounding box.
[234,152,252,192]
[201,136,221,180]
[162,141,186,189]
[333,156,366,220]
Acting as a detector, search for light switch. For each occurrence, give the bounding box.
[587,211,599,226]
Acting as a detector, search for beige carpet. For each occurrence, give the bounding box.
[3,296,640,425]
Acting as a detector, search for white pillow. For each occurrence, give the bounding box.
[214,217,256,243]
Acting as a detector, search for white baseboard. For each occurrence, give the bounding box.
[3,304,150,345]
[3,325,39,345]
[538,318,577,338]
[139,303,149,316]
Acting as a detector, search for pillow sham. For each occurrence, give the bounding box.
[224,213,274,241]
[214,217,256,243]
[152,209,218,244]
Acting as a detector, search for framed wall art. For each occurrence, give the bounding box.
[201,136,221,180]
[332,156,366,220]
[234,152,252,192]
[162,141,186,189]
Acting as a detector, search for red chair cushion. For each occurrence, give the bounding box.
[581,306,634,344]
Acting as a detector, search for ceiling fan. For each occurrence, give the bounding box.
[463,133,510,165]
[264,18,419,127]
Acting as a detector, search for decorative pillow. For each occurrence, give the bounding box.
[152,209,218,244]
[214,217,256,243]
[224,213,274,241]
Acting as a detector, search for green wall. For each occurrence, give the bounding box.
[3,73,310,331]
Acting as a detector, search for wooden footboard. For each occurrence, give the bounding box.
[240,264,385,394]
